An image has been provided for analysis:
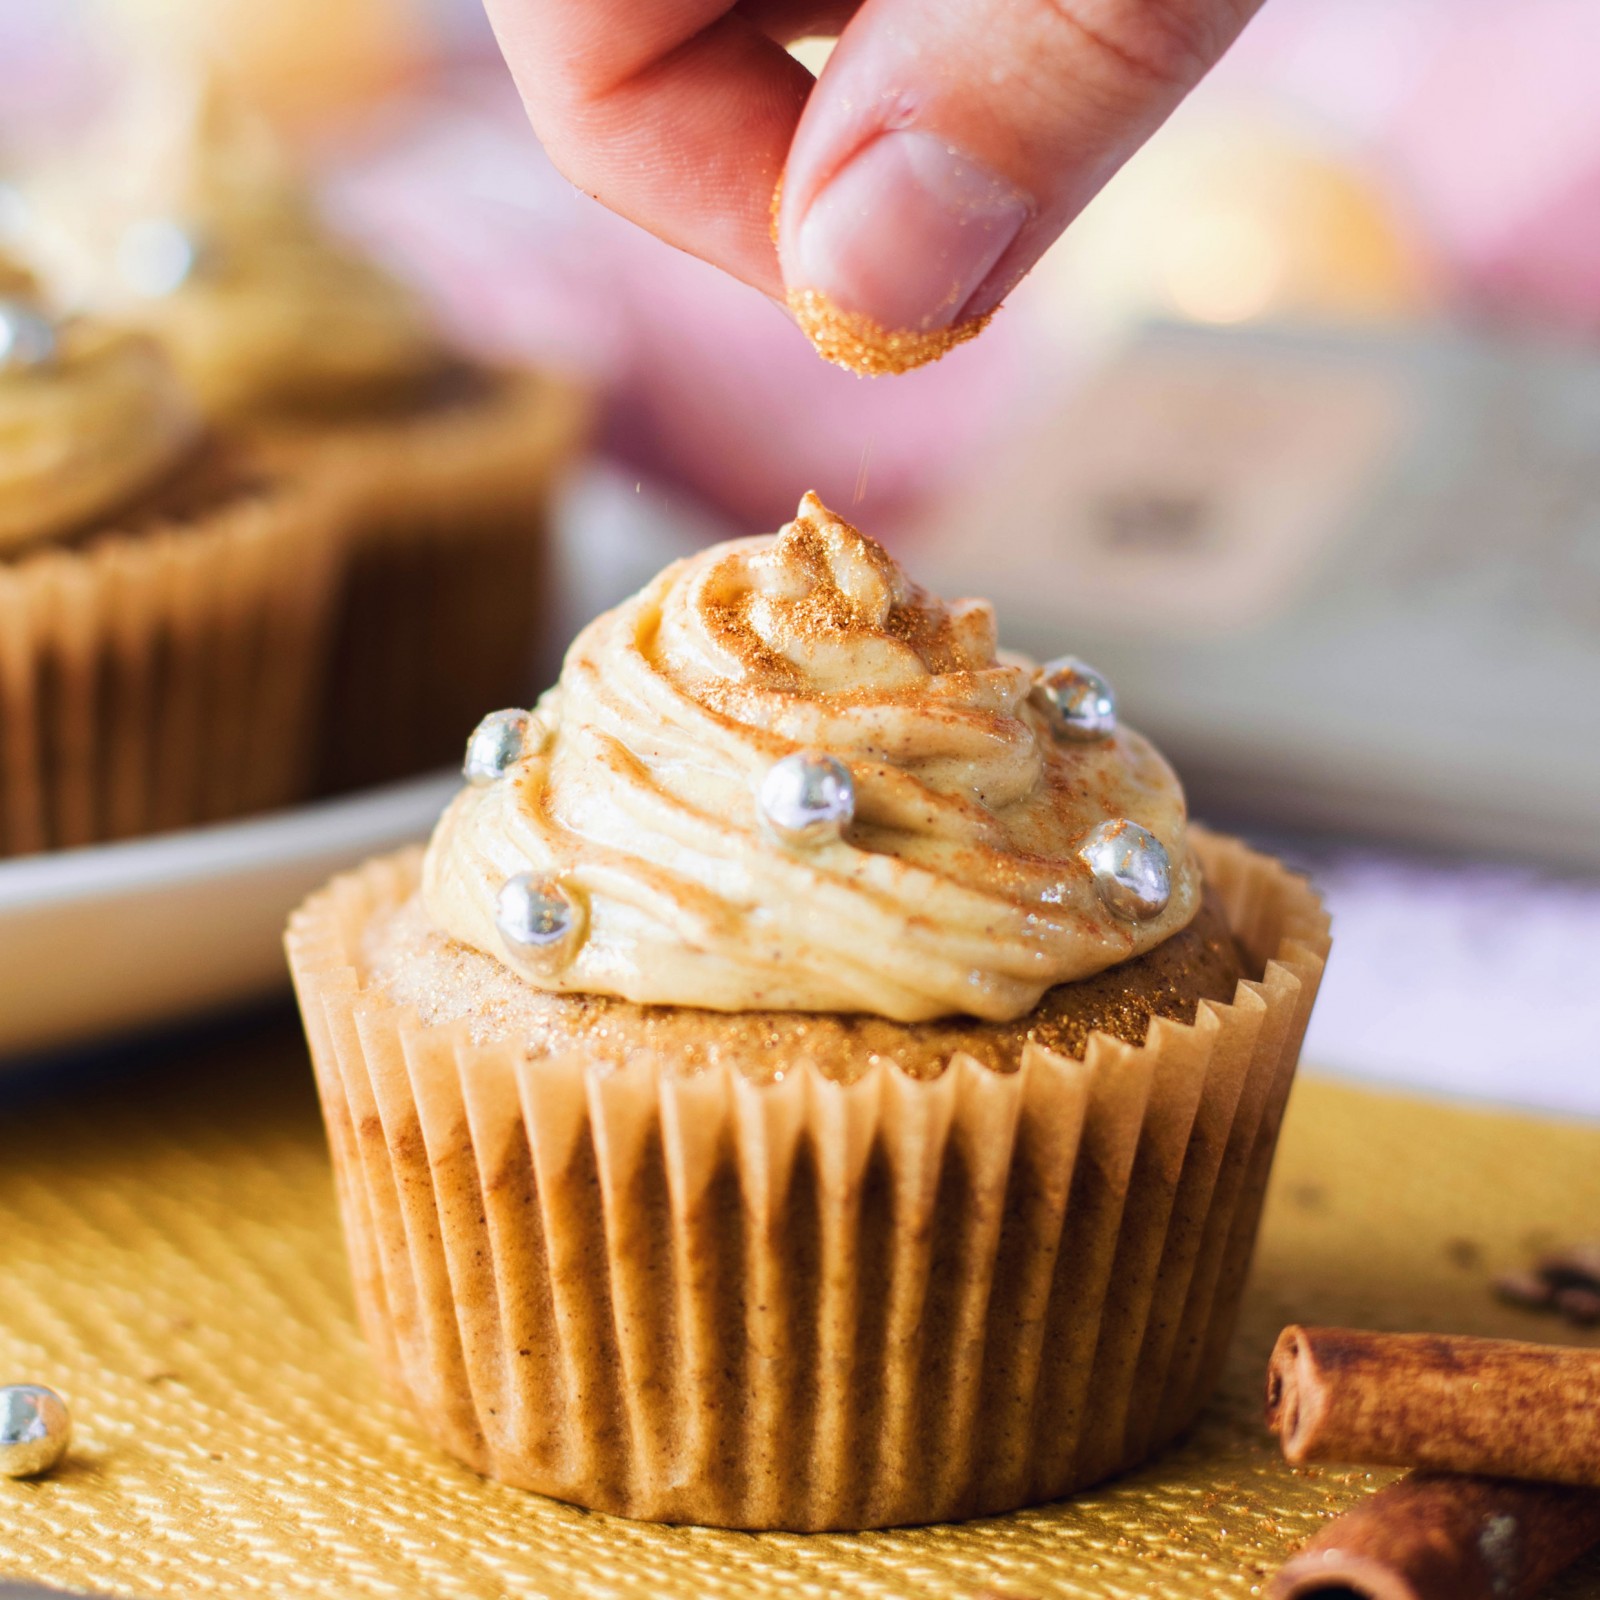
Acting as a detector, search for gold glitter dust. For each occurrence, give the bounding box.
[787,287,993,377]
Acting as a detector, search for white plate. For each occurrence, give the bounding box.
[0,773,460,1061]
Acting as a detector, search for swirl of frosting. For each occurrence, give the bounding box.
[0,293,202,552]
[423,494,1202,1023]
[29,72,445,421]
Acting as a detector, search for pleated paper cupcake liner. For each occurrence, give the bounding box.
[262,370,591,794]
[0,483,340,859]
[286,829,1329,1531]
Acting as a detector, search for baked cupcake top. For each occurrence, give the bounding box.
[29,72,445,421]
[0,261,201,552]
[423,494,1201,1024]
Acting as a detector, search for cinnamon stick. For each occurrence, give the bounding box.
[1265,1472,1600,1600]
[1266,1326,1600,1485]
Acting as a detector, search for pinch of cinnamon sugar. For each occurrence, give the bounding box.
[787,287,993,377]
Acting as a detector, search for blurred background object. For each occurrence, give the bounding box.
[914,319,1600,867]
[1031,110,1436,340]
[99,0,437,135]
[0,0,1597,1102]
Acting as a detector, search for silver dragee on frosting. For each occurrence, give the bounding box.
[421,493,1201,1022]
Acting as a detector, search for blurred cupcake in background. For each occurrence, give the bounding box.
[0,250,340,857]
[27,69,445,422]
[22,65,590,794]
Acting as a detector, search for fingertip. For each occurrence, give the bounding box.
[778,128,1029,334]
[776,0,1259,343]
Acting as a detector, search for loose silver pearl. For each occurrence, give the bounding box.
[1079,820,1172,920]
[1032,656,1117,741]
[115,217,200,298]
[0,1385,71,1479]
[759,752,855,846]
[463,709,531,785]
[0,300,57,370]
[495,872,580,957]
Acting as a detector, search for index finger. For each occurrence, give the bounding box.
[483,0,814,296]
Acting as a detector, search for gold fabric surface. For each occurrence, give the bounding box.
[1,1020,1597,1598]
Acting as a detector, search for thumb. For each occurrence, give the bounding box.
[776,0,1263,370]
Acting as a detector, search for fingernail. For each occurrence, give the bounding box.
[786,131,1029,332]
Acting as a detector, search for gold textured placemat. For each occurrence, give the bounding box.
[1,1019,1597,1600]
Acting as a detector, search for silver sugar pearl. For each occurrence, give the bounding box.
[495,872,581,957]
[1032,656,1117,741]
[759,752,855,846]
[1079,819,1172,921]
[463,709,531,785]
[0,299,57,370]
[0,1385,71,1478]
[115,217,200,298]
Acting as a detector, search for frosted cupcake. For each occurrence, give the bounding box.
[0,260,337,857]
[28,73,588,791]
[287,494,1328,1530]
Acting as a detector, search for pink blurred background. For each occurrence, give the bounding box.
[4,0,1599,532]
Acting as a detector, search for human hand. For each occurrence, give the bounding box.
[483,0,1264,370]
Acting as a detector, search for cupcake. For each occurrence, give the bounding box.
[0,259,338,857]
[287,493,1329,1530]
[26,71,589,793]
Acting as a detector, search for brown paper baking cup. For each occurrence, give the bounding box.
[286,828,1328,1530]
[0,484,340,859]
[263,370,591,793]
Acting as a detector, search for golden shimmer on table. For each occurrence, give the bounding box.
[0,1025,1597,1599]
